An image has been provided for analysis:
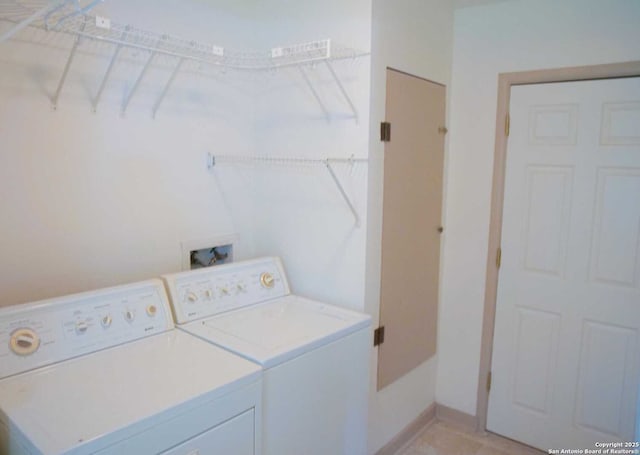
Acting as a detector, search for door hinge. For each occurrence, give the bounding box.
[496,247,502,269]
[373,326,385,346]
[438,126,448,135]
[380,122,391,142]
[486,371,492,392]
[505,113,510,137]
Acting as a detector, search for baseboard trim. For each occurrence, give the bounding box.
[435,403,478,431]
[375,403,436,455]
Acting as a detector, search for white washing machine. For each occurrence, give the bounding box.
[162,257,372,455]
[0,279,262,455]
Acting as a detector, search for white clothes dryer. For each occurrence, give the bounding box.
[0,279,262,455]
[162,257,371,455]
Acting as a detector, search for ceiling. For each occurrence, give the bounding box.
[190,0,513,18]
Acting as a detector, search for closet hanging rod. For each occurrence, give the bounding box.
[0,0,103,43]
[208,154,368,168]
[0,6,369,72]
[208,153,367,227]
[70,31,366,71]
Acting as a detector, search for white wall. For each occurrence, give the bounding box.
[437,0,640,416]
[0,0,259,305]
[249,0,372,311]
[365,0,453,452]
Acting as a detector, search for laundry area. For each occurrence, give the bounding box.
[1,0,639,454]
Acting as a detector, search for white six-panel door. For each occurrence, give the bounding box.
[488,77,640,450]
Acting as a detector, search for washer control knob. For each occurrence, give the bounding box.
[260,272,275,289]
[146,304,157,317]
[75,320,89,334]
[186,292,198,303]
[219,286,229,296]
[101,315,112,328]
[124,310,135,322]
[9,328,40,356]
[204,289,214,300]
[236,283,246,293]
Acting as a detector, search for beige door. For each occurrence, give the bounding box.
[488,77,640,449]
[377,69,446,390]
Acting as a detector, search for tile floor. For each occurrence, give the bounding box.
[398,420,545,455]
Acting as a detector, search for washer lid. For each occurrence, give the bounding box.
[0,330,260,455]
[181,295,371,368]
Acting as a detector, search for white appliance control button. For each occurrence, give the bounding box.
[219,286,230,296]
[101,315,112,328]
[236,283,246,293]
[260,272,275,288]
[186,291,198,303]
[146,304,157,317]
[124,310,135,322]
[75,321,89,334]
[204,289,214,299]
[9,328,40,356]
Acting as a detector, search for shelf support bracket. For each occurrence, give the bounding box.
[152,57,185,118]
[298,66,330,123]
[51,17,86,110]
[0,0,65,43]
[46,0,103,31]
[324,160,360,227]
[122,47,159,116]
[92,29,129,113]
[120,52,156,116]
[324,61,358,123]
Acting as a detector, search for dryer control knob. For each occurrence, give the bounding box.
[146,304,157,317]
[101,315,112,328]
[75,320,89,334]
[124,310,135,322]
[9,328,40,356]
[260,272,275,289]
[186,292,198,303]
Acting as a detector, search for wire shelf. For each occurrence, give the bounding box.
[0,1,369,117]
[208,154,368,227]
[0,2,368,70]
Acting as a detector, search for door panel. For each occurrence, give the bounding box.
[488,77,640,449]
[377,69,446,390]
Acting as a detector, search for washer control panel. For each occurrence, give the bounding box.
[0,280,173,379]
[163,257,290,324]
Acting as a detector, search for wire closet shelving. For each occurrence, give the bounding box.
[0,0,370,119]
[0,1,370,227]
[208,154,367,227]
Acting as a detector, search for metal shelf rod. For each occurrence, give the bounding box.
[152,57,184,118]
[325,61,358,122]
[324,160,360,227]
[298,66,330,123]
[0,0,63,43]
[45,0,102,30]
[72,31,365,72]
[52,16,86,109]
[92,28,128,112]
[209,154,367,168]
[209,153,367,227]
[121,43,160,115]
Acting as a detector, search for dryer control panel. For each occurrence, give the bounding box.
[0,280,173,379]
[163,257,290,324]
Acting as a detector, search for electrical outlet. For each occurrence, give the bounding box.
[212,46,224,57]
[95,16,111,30]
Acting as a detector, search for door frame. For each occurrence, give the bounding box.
[476,60,640,432]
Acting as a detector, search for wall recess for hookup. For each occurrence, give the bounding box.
[181,235,236,271]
